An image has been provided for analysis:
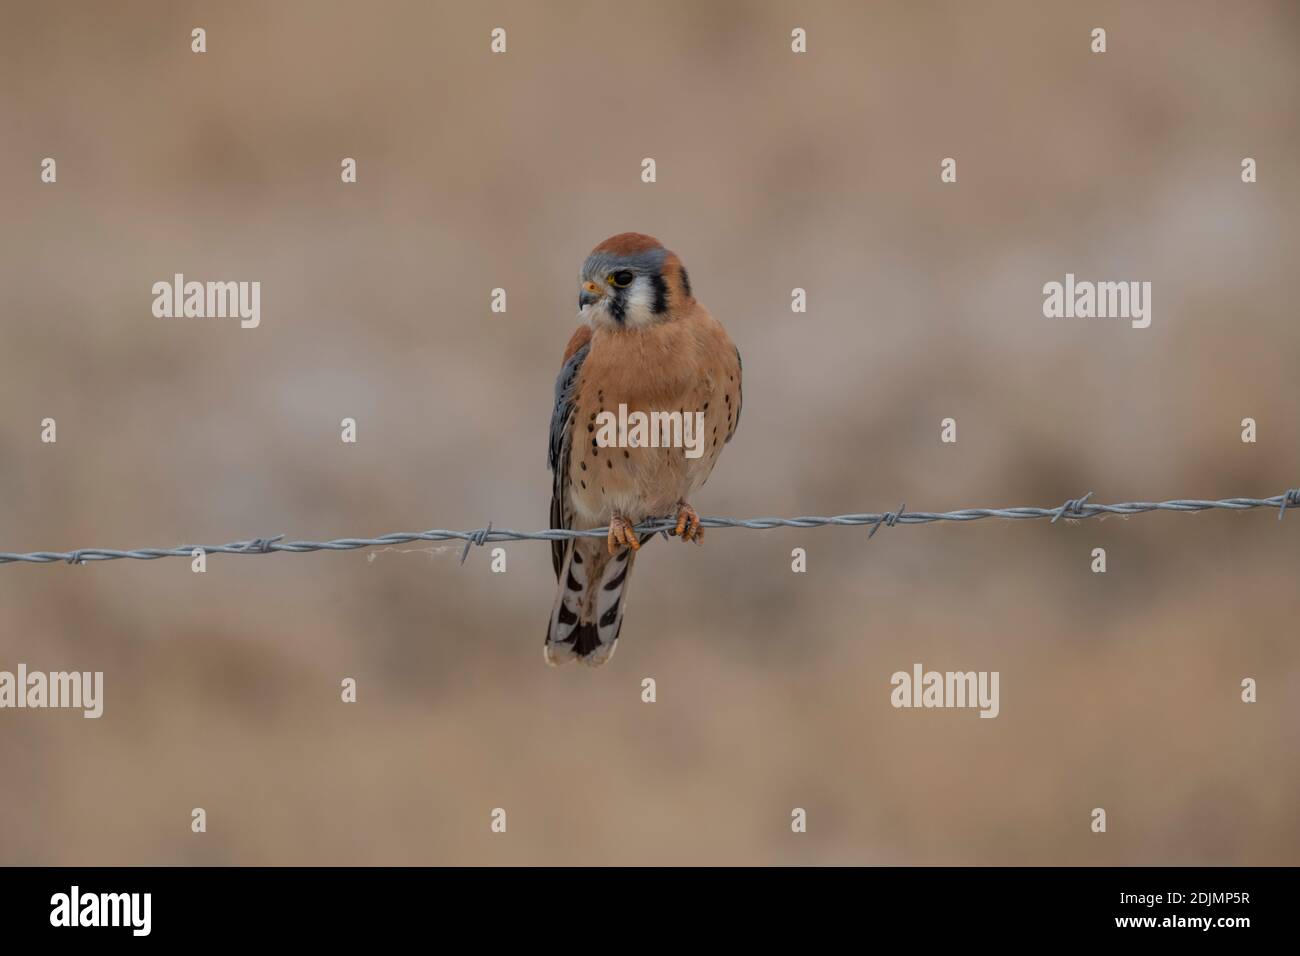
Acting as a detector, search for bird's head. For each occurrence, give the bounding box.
[578,232,694,330]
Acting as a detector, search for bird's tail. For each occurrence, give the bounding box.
[545,535,639,667]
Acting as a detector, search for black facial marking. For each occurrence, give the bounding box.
[558,603,578,626]
[650,271,669,314]
[608,292,627,325]
[566,569,583,592]
[679,266,692,299]
[572,549,583,564]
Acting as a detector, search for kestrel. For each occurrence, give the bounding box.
[546,233,742,666]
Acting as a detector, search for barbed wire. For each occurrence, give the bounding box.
[2,487,1297,566]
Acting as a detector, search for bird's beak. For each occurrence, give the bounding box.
[579,279,604,309]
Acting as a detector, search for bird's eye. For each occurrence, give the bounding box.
[610,270,635,288]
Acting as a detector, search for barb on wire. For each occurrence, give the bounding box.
[868,501,906,538]
[1,487,1296,566]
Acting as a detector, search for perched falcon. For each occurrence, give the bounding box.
[546,233,742,666]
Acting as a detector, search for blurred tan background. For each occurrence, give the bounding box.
[1,0,1298,865]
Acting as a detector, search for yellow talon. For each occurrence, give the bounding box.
[607,515,640,554]
[674,502,704,545]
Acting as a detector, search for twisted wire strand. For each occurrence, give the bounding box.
[2,488,1297,566]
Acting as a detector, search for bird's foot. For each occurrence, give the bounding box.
[607,514,641,555]
[673,501,704,545]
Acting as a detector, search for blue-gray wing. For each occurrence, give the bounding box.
[548,341,590,577]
